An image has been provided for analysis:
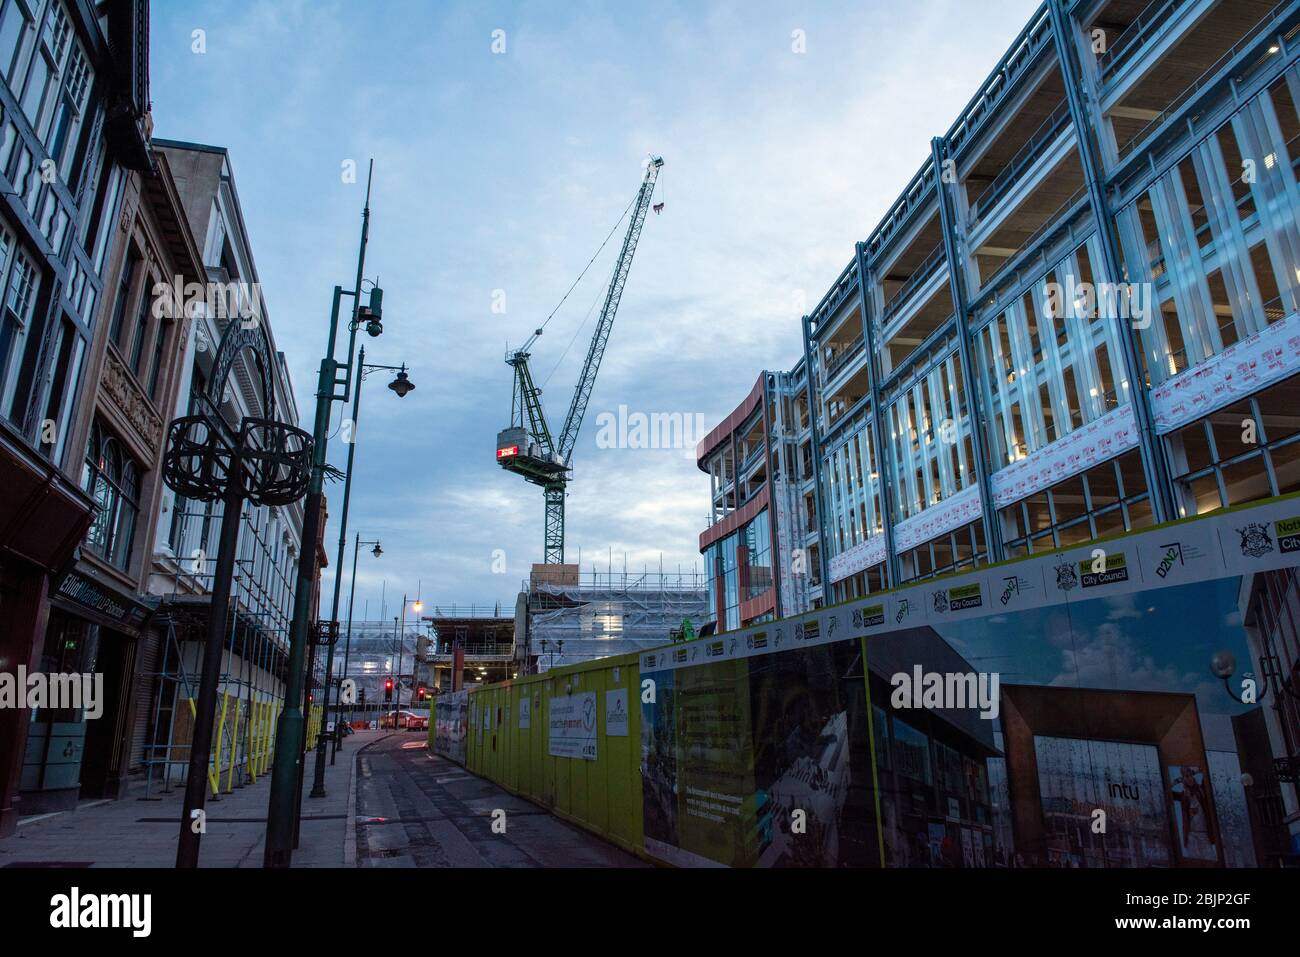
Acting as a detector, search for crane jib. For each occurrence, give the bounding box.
[497,156,664,564]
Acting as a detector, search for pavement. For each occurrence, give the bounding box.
[0,729,645,868]
[0,730,388,868]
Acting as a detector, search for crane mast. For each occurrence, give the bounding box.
[496,156,664,564]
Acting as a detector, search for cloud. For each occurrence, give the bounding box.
[154,0,1044,617]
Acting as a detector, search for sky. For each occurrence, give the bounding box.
[149,0,1044,622]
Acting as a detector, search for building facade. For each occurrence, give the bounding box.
[691,0,1300,861]
[697,366,822,630]
[130,139,308,794]
[18,139,208,812]
[701,0,1300,607]
[0,0,151,834]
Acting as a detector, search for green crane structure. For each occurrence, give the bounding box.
[496,156,664,564]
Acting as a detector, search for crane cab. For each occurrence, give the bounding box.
[496,427,569,485]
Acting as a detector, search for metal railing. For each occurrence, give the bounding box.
[433,643,516,659]
[968,100,1072,226]
[1098,0,1188,81]
[1116,6,1294,161]
[824,334,865,381]
[879,244,947,328]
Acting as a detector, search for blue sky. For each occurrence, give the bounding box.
[149,0,1043,620]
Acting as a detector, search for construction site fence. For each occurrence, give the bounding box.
[432,492,1300,868]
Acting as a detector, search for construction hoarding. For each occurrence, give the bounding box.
[446,494,1300,867]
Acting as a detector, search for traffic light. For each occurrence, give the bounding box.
[417,686,426,702]
[384,678,393,702]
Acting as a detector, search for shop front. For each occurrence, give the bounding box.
[18,564,154,813]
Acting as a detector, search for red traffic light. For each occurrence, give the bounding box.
[384,678,393,690]
[417,686,427,700]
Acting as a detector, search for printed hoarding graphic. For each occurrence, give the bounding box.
[433,690,469,765]
[639,494,1300,868]
[606,688,629,737]
[549,692,598,760]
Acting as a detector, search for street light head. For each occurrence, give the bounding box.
[388,368,415,398]
[1210,650,1236,679]
[412,599,424,613]
[371,542,383,558]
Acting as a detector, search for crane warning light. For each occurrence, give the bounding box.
[497,445,519,459]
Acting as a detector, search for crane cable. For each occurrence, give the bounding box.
[540,258,616,389]
[530,189,638,345]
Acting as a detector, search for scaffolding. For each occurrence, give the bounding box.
[523,567,708,672]
[137,497,320,797]
[336,619,429,712]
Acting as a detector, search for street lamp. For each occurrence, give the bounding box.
[329,535,381,764]
[266,160,384,868]
[310,347,415,794]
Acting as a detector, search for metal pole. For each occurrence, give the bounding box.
[265,289,343,868]
[332,533,362,764]
[313,344,368,789]
[176,485,242,868]
[397,599,407,718]
[266,163,373,867]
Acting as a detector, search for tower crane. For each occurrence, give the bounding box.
[496,156,664,564]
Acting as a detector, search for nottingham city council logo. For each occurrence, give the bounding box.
[1055,561,1079,592]
[1237,523,1274,558]
[931,589,948,613]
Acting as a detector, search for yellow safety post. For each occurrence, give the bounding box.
[245,700,258,785]
[259,702,271,775]
[226,698,242,793]
[214,691,230,794]
[185,696,221,796]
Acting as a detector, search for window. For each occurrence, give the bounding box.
[109,244,140,346]
[127,273,152,374]
[0,231,39,418]
[0,0,37,86]
[44,37,88,177]
[896,519,988,585]
[147,316,168,398]
[1167,379,1300,517]
[83,421,140,571]
[998,451,1154,554]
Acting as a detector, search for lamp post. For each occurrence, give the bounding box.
[161,321,312,869]
[265,161,384,868]
[331,536,382,763]
[392,595,423,725]
[310,351,414,795]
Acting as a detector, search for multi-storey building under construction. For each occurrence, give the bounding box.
[701,0,1300,618]
[519,565,708,672]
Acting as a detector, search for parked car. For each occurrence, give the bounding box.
[381,710,428,730]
